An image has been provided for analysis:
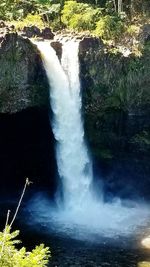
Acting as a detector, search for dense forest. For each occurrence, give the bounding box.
[0,0,150,48]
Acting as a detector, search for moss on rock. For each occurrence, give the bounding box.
[0,33,49,113]
[79,39,150,160]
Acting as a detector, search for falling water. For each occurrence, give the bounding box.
[35,40,93,210]
[29,39,150,240]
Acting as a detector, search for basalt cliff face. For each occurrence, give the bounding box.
[0,33,57,198]
[0,33,49,113]
[0,32,150,200]
[79,37,150,200]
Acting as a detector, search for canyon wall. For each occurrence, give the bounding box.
[79,37,150,200]
[0,33,57,198]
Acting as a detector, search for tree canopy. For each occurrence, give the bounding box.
[0,0,149,45]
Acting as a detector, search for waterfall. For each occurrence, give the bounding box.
[35,40,93,210]
[29,39,149,240]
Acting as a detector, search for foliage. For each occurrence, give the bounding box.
[41,4,62,30]
[0,0,149,44]
[0,0,41,21]
[62,0,102,31]
[97,49,150,112]
[95,14,125,40]
[127,24,140,36]
[44,3,61,21]
[0,226,50,267]
[12,13,45,30]
[0,0,23,21]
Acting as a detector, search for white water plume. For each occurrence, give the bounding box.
[29,39,150,240]
[36,40,93,210]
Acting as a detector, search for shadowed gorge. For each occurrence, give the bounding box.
[0,108,57,199]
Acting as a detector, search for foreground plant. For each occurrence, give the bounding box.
[0,178,51,267]
[0,226,50,267]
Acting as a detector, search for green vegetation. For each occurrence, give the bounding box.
[81,37,150,159]
[62,1,102,31]
[0,0,149,44]
[0,226,50,267]
[13,14,45,30]
[0,179,50,267]
[94,15,125,41]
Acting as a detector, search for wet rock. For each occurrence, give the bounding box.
[22,26,41,38]
[79,36,103,53]
[51,41,62,60]
[41,27,54,40]
[139,24,150,43]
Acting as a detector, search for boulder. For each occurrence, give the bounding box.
[22,26,41,38]
[139,24,150,43]
[41,27,54,40]
[51,41,62,60]
[79,36,103,53]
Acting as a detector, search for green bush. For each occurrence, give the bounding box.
[62,0,102,31]
[0,226,50,267]
[95,15,125,41]
[12,13,45,30]
[0,0,41,21]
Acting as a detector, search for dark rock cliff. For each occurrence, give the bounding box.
[79,37,150,200]
[0,33,57,199]
[0,33,49,113]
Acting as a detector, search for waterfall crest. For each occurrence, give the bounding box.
[35,40,93,210]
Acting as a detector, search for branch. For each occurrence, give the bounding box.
[10,178,32,228]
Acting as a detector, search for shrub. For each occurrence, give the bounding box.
[0,226,50,267]
[0,0,40,21]
[0,179,50,267]
[62,0,102,31]
[12,13,45,30]
[95,15,125,41]
[127,24,140,35]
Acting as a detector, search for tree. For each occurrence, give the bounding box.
[62,0,102,31]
